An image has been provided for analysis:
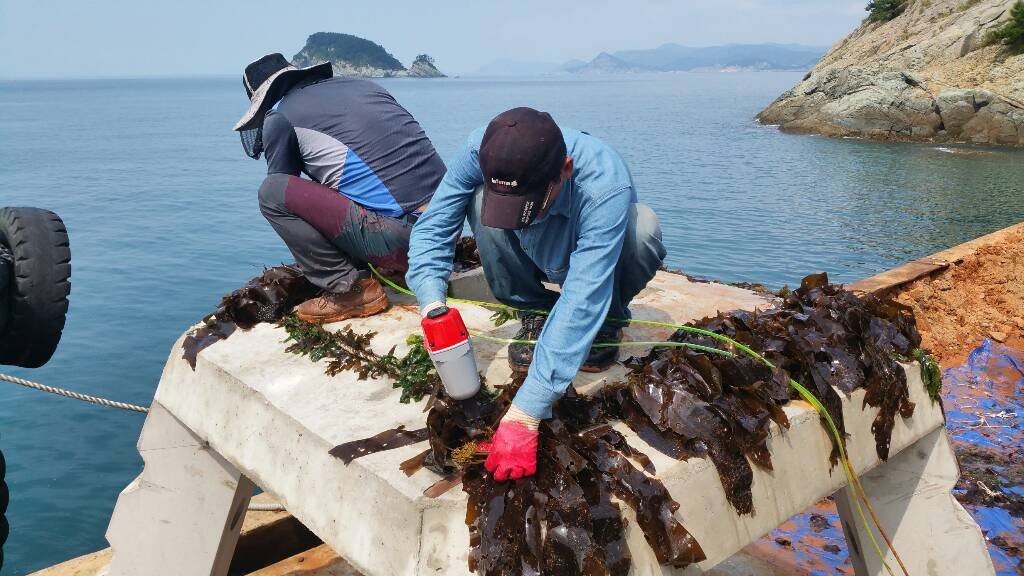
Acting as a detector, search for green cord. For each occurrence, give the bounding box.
[469,332,735,357]
[370,264,902,575]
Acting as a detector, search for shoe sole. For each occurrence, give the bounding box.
[579,362,616,373]
[296,292,389,324]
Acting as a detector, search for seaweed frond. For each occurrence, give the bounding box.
[489,309,517,327]
[912,348,943,402]
[279,315,442,403]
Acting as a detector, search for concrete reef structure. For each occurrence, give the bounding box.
[101,270,993,575]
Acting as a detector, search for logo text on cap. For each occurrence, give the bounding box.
[491,178,518,188]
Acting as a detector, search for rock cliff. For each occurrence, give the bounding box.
[406,54,446,78]
[757,0,1024,146]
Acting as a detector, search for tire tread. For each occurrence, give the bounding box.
[0,207,72,368]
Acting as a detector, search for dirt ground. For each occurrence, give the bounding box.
[895,226,1024,366]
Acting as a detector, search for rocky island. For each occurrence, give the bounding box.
[758,0,1024,147]
[291,32,445,78]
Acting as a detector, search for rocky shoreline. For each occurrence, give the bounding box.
[758,0,1024,147]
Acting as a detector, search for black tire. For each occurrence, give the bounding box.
[0,448,6,571]
[0,207,71,368]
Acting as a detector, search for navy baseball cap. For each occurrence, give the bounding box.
[479,107,567,230]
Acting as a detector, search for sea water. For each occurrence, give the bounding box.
[0,73,1022,574]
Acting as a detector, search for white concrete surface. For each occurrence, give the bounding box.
[104,270,992,575]
[105,402,255,576]
[835,427,995,576]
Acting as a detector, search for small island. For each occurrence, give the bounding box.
[291,32,445,78]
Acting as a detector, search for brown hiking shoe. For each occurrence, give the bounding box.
[295,277,388,323]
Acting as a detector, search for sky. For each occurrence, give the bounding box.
[0,0,867,79]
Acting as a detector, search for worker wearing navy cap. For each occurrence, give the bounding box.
[406,107,666,481]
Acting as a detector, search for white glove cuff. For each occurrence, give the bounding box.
[503,403,541,431]
[420,301,447,318]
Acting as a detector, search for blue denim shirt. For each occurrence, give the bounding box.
[406,127,637,419]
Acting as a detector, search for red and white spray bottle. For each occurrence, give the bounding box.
[421,306,481,400]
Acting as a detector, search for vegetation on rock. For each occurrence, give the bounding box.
[407,53,446,77]
[866,0,908,22]
[294,32,405,72]
[987,0,1024,52]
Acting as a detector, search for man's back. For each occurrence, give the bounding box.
[263,77,445,216]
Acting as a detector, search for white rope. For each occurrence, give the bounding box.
[247,502,286,511]
[0,372,149,413]
[0,372,291,514]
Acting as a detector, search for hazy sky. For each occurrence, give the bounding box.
[0,0,867,78]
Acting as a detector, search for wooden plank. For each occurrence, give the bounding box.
[248,544,360,576]
[848,221,1024,294]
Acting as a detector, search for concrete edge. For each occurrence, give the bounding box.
[154,332,456,576]
[847,221,1024,294]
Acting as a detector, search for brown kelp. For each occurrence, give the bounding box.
[329,426,431,464]
[418,273,926,574]
[182,242,482,368]
[661,272,921,462]
[454,237,482,272]
[182,265,317,368]
[425,382,706,576]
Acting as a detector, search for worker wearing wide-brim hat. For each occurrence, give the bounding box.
[406,107,667,481]
[234,53,445,323]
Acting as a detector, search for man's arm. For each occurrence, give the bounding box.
[262,110,302,176]
[513,186,633,419]
[405,142,484,309]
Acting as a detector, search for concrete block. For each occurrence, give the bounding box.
[105,402,255,576]
[835,428,994,576]
[449,267,495,303]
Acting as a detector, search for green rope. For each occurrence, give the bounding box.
[468,332,735,357]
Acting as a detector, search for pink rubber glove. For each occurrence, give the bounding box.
[478,404,540,481]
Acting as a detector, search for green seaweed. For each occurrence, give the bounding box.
[488,309,518,327]
[391,335,441,403]
[280,315,441,403]
[912,348,943,402]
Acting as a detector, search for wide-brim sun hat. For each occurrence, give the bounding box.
[233,53,332,132]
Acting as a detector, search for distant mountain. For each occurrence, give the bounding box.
[563,52,646,74]
[614,44,699,69]
[559,59,588,72]
[292,32,445,78]
[565,43,826,73]
[471,59,562,76]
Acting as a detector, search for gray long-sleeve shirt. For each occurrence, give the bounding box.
[263,77,445,217]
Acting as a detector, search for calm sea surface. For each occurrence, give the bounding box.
[0,73,1022,573]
